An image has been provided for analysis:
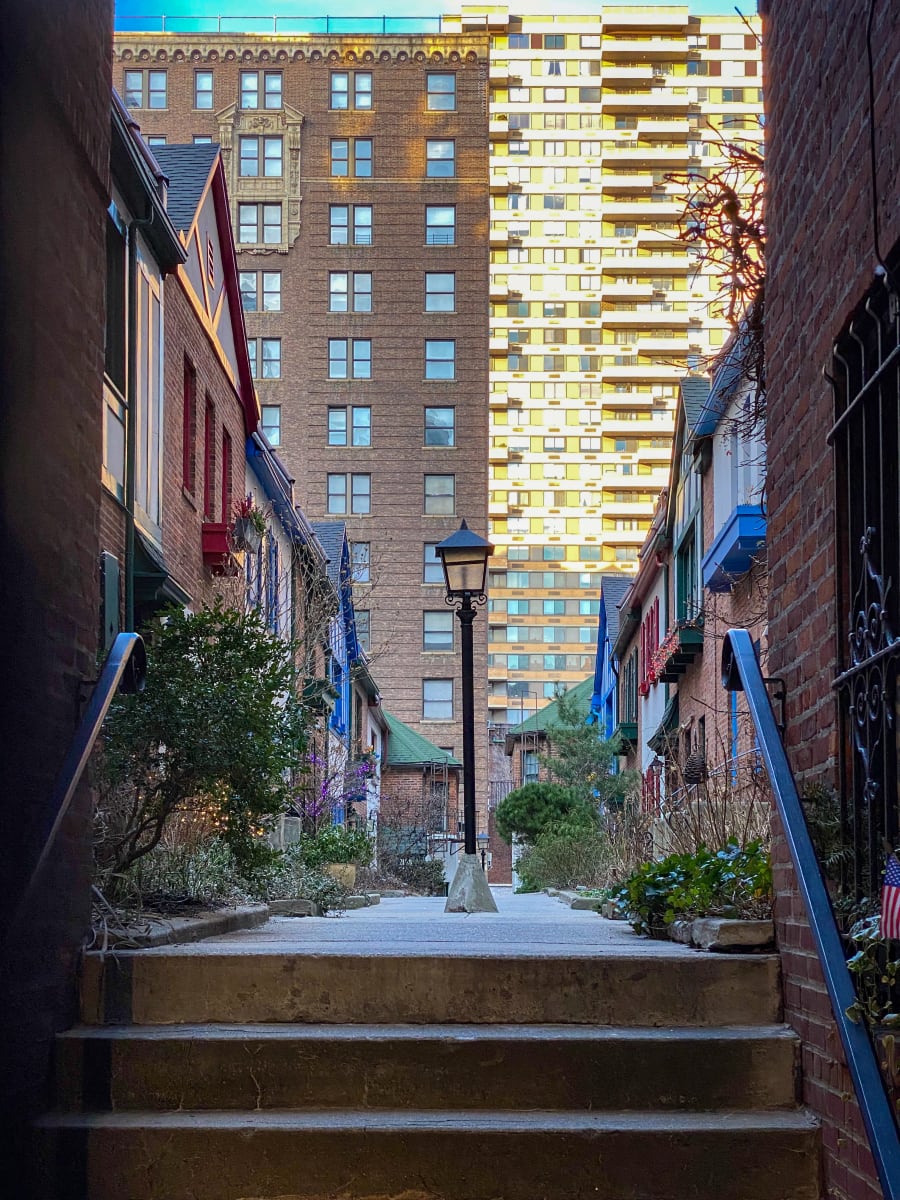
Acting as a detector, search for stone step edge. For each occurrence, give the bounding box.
[91,904,270,950]
[57,1021,799,1042]
[36,1107,820,1133]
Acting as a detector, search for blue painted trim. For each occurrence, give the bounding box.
[702,504,766,592]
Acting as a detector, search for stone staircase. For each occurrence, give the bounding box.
[38,942,821,1199]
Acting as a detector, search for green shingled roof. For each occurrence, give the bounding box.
[512,675,595,737]
[384,711,461,767]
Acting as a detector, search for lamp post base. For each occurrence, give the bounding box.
[444,853,499,913]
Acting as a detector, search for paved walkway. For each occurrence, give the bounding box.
[186,887,697,958]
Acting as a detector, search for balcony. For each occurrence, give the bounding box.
[612,720,638,752]
[655,618,704,684]
[702,504,766,593]
[603,89,692,112]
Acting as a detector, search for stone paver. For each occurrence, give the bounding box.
[176,887,698,958]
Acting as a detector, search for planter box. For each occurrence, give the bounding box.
[232,516,263,553]
[201,523,242,575]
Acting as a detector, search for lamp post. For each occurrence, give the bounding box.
[435,520,498,914]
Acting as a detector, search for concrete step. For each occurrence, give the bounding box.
[35,1107,822,1200]
[55,1023,801,1113]
[80,950,783,1026]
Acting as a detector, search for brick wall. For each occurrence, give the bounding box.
[0,0,112,1155]
[160,276,248,606]
[765,2,900,1196]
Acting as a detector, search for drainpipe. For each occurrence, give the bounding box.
[124,209,154,632]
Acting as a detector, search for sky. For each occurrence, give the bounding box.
[115,0,757,33]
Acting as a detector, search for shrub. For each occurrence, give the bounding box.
[296,825,374,869]
[121,836,349,916]
[495,782,594,846]
[515,819,613,892]
[95,600,308,888]
[385,857,446,895]
[614,841,772,936]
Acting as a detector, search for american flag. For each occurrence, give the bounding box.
[881,852,900,941]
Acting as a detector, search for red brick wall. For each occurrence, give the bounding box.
[0,0,112,1143]
[765,2,900,1196]
[160,276,248,607]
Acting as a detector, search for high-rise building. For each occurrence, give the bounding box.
[111,25,493,825]
[442,5,763,724]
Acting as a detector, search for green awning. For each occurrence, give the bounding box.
[647,694,679,754]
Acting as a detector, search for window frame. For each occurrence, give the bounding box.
[194,69,213,109]
[426,139,456,178]
[424,473,455,516]
[423,678,453,721]
[423,611,454,652]
[425,271,455,313]
[426,72,456,111]
[425,205,456,246]
[425,339,455,380]
[424,406,455,447]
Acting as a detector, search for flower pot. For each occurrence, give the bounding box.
[232,517,263,553]
[324,863,356,889]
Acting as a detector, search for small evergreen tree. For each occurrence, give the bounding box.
[95,600,309,882]
[540,688,639,809]
[495,782,592,846]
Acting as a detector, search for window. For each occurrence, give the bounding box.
[579,87,602,103]
[220,427,232,523]
[328,339,371,380]
[193,135,213,144]
[426,205,455,245]
[426,140,455,178]
[545,33,564,49]
[124,69,166,109]
[331,138,372,177]
[351,542,370,583]
[544,87,566,102]
[427,72,456,110]
[329,272,372,313]
[543,194,564,210]
[327,473,371,515]
[424,611,454,651]
[182,358,196,491]
[328,406,371,446]
[329,204,373,246]
[356,610,370,652]
[509,113,531,129]
[543,599,565,615]
[425,340,455,380]
[239,135,283,178]
[424,543,444,583]
[261,404,281,446]
[194,70,213,109]
[146,136,166,147]
[247,338,281,379]
[331,71,373,109]
[239,270,281,313]
[425,407,454,446]
[238,203,281,245]
[424,474,455,515]
[203,397,215,520]
[423,679,453,720]
[425,272,455,312]
[722,87,745,102]
[509,33,528,47]
[241,70,282,109]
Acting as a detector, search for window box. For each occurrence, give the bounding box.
[702,503,766,592]
[201,523,243,575]
[656,620,704,683]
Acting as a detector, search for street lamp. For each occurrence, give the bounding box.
[435,520,498,914]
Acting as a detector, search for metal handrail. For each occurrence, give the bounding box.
[9,633,147,933]
[722,628,900,1200]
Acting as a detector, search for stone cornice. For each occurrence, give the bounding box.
[114,33,488,67]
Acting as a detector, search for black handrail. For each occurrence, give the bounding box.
[722,628,900,1200]
[9,632,147,935]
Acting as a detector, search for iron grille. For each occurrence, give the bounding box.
[828,278,900,903]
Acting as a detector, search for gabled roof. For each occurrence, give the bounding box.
[599,573,632,648]
[694,322,758,440]
[509,675,595,738]
[680,373,712,437]
[152,144,219,233]
[383,711,461,767]
[309,521,347,592]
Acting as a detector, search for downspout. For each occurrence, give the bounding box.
[124,209,154,632]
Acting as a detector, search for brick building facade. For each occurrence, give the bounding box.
[110,32,493,838]
[764,2,900,1196]
[0,0,113,1165]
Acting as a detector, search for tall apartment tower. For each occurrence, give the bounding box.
[443,5,763,725]
[111,29,493,827]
